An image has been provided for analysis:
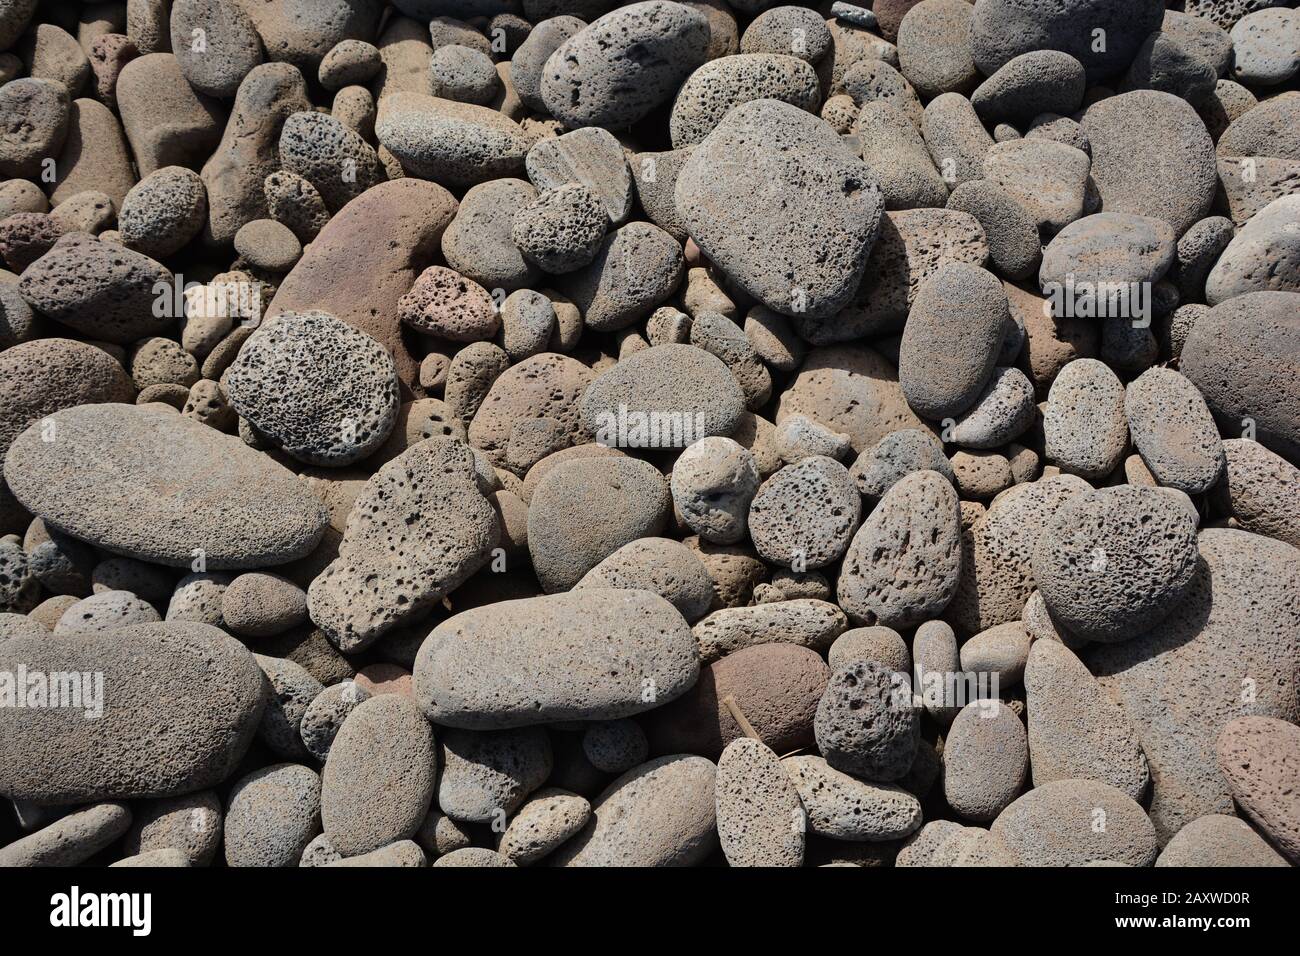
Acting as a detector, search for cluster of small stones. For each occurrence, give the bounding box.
[0,0,1297,870]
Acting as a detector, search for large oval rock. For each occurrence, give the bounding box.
[1042,358,1128,481]
[1206,194,1300,304]
[376,92,529,188]
[1024,640,1149,801]
[992,778,1159,866]
[676,98,883,320]
[551,754,717,866]
[267,178,459,397]
[669,53,821,148]
[837,470,961,629]
[1180,292,1299,462]
[1089,529,1300,842]
[469,353,594,464]
[0,620,265,803]
[943,700,1028,823]
[1034,486,1200,644]
[4,403,327,569]
[1124,367,1224,494]
[223,763,320,868]
[643,642,829,759]
[307,438,498,652]
[414,588,698,730]
[321,694,436,857]
[1215,716,1300,863]
[715,738,804,867]
[225,310,399,467]
[541,1,711,130]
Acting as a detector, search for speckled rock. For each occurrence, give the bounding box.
[321,694,436,857]
[848,429,952,499]
[557,221,683,333]
[0,620,264,802]
[838,470,961,629]
[498,788,592,865]
[1042,359,1129,481]
[972,50,1085,123]
[582,720,648,774]
[170,0,263,99]
[430,44,499,104]
[441,177,539,293]
[1216,716,1300,863]
[510,15,584,113]
[782,755,922,841]
[416,588,698,729]
[981,139,1089,236]
[742,6,830,62]
[4,403,326,569]
[676,98,882,320]
[1211,439,1300,549]
[123,791,222,866]
[117,166,207,258]
[1124,367,1224,494]
[670,437,759,545]
[223,763,321,867]
[0,802,132,867]
[222,572,307,638]
[541,2,711,130]
[815,659,918,781]
[0,78,69,179]
[575,537,713,623]
[438,726,552,822]
[1024,640,1150,800]
[855,101,949,212]
[1089,529,1300,842]
[376,92,529,188]
[234,218,300,271]
[945,181,1040,282]
[116,53,225,177]
[307,438,498,652]
[254,654,323,759]
[714,738,804,867]
[943,700,1028,823]
[52,590,160,636]
[511,183,606,274]
[747,456,860,570]
[299,681,370,762]
[959,620,1031,688]
[1156,814,1289,867]
[694,598,846,663]
[993,778,1159,866]
[319,38,381,91]
[827,626,909,674]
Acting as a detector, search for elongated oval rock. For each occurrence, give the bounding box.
[837,469,962,629]
[551,754,718,866]
[4,403,327,569]
[1024,640,1149,801]
[0,620,265,803]
[321,694,436,857]
[1042,358,1128,481]
[943,700,1028,823]
[715,738,805,867]
[375,92,530,188]
[782,755,922,841]
[541,1,711,130]
[693,598,847,663]
[414,588,699,730]
[676,98,883,320]
[1124,367,1224,494]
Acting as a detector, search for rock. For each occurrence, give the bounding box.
[1231,8,1300,86]
[982,138,1089,236]
[438,726,552,822]
[574,537,713,622]
[223,572,307,638]
[643,642,828,759]
[856,102,949,211]
[321,694,436,857]
[123,791,222,866]
[816,660,918,781]
[970,0,1165,82]
[1216,716,1300,863]
[233,218,299,271]
[670,437,759,545]
[117,166,207,258]
[0,621,264,802]
[511,183,606,274]
[238,0,380,75]
[469,353,593,463]
[676,98,883,320]
[223,763,321,867]
[170,0,263,99]
[376,91,528,188]
[1181,292,1299,462]
[5,403,325,569]
[510,15,584,113]
[441,177,540,292]
[1081,90,1216,237]
[943,700,1028,822]
[715,738,804,867]
[742,7,830,63]
[1125,367,1225,494]
[1089,529,1300,842]
[959,621,1031,688]
[526,126,633,225]
[0,78,69,179]
[1024,640,1150,800]
[582,720,648,774]
[1042,358,1129,481]
[694,598,847,663]
[541,1,710,130]
[498,788,592,865]
[201,63,312,246]
[782,755,922,841]
[430,44,499,104]
[947,367,1036,449]
[330,840,427,866]
[1206,195,1300,304]
[0,802,131,867]
[896,0,978,98]
[267,178,459,397]
[226,310,399,467]
[945,181,1040,282]
[53,590,160,636]
[1156,814,1289,867]
[559,221,683,332]
[117,53,225,177]
[671,53,820,149]
[828,626,910,673]
[415,588,698,729]
[49,97,137,209]
[319,39,381,91]
[992,778,1158,866]
[307,439,497,652]
[1211,439,1300,548]
[838,470,961,629]
[747,456,860,569]
[972,51,1086,123]
[848,429,953,499]
[300,681,370,762]
[431,846,512,867]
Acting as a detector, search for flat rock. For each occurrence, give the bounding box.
[782,755,922,841]
[4,403,326,569]
[415,588,698,729]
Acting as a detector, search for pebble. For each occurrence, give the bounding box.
[1125,367,1225,494]
[574,537,713,622]
[0,802,132,867]
[1156,814,1288,868]
[438,726,552,822]
[816,660,918,781]
[1231,8,1300,85]
[53,589,160,636]
[233,219,301,272]
[415,588,698,729]
[943,700,1028,823]
[959,621,1031,688]
[511,183,606,274]
[715,738,804,867]
[1042,358,1129,481]
[223,763,321,867]
[430,44,500,105]
[582,720,649,774]
[498,788,592,865]
[982,139,1089,236]
[1206,195,1300,304]
[1211,439,1300,548]
[694,598,847,663]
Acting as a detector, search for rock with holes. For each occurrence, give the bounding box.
[715,738,805,867]
[747,456,860,570]
[782,755,922,841]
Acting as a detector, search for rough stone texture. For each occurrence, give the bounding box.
[438,726,552,822]
[1211,438,1300,548]
[1089,530,1300,843]
[559,221,683,332]
[415,589,698,729]
[441,178,540,292]
[0,802,132,867]
[693,598,847,663]
[782,755,922,841]
[1206,195,1300,304]
[992,779,1159,866]
[0,620,264,802]
[747,456,860,569]
[1125,367,1225,494]
[815,660,918,782]
[715,738,804,867]
[1216,716,1300,863]
[838,470,961,629]
[223,763,321,868]
[943,700,1028,823]
[498,788,592,865]
[1156,814,1289,867]
[574,537,713,622]
[1042,359,1129,481]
